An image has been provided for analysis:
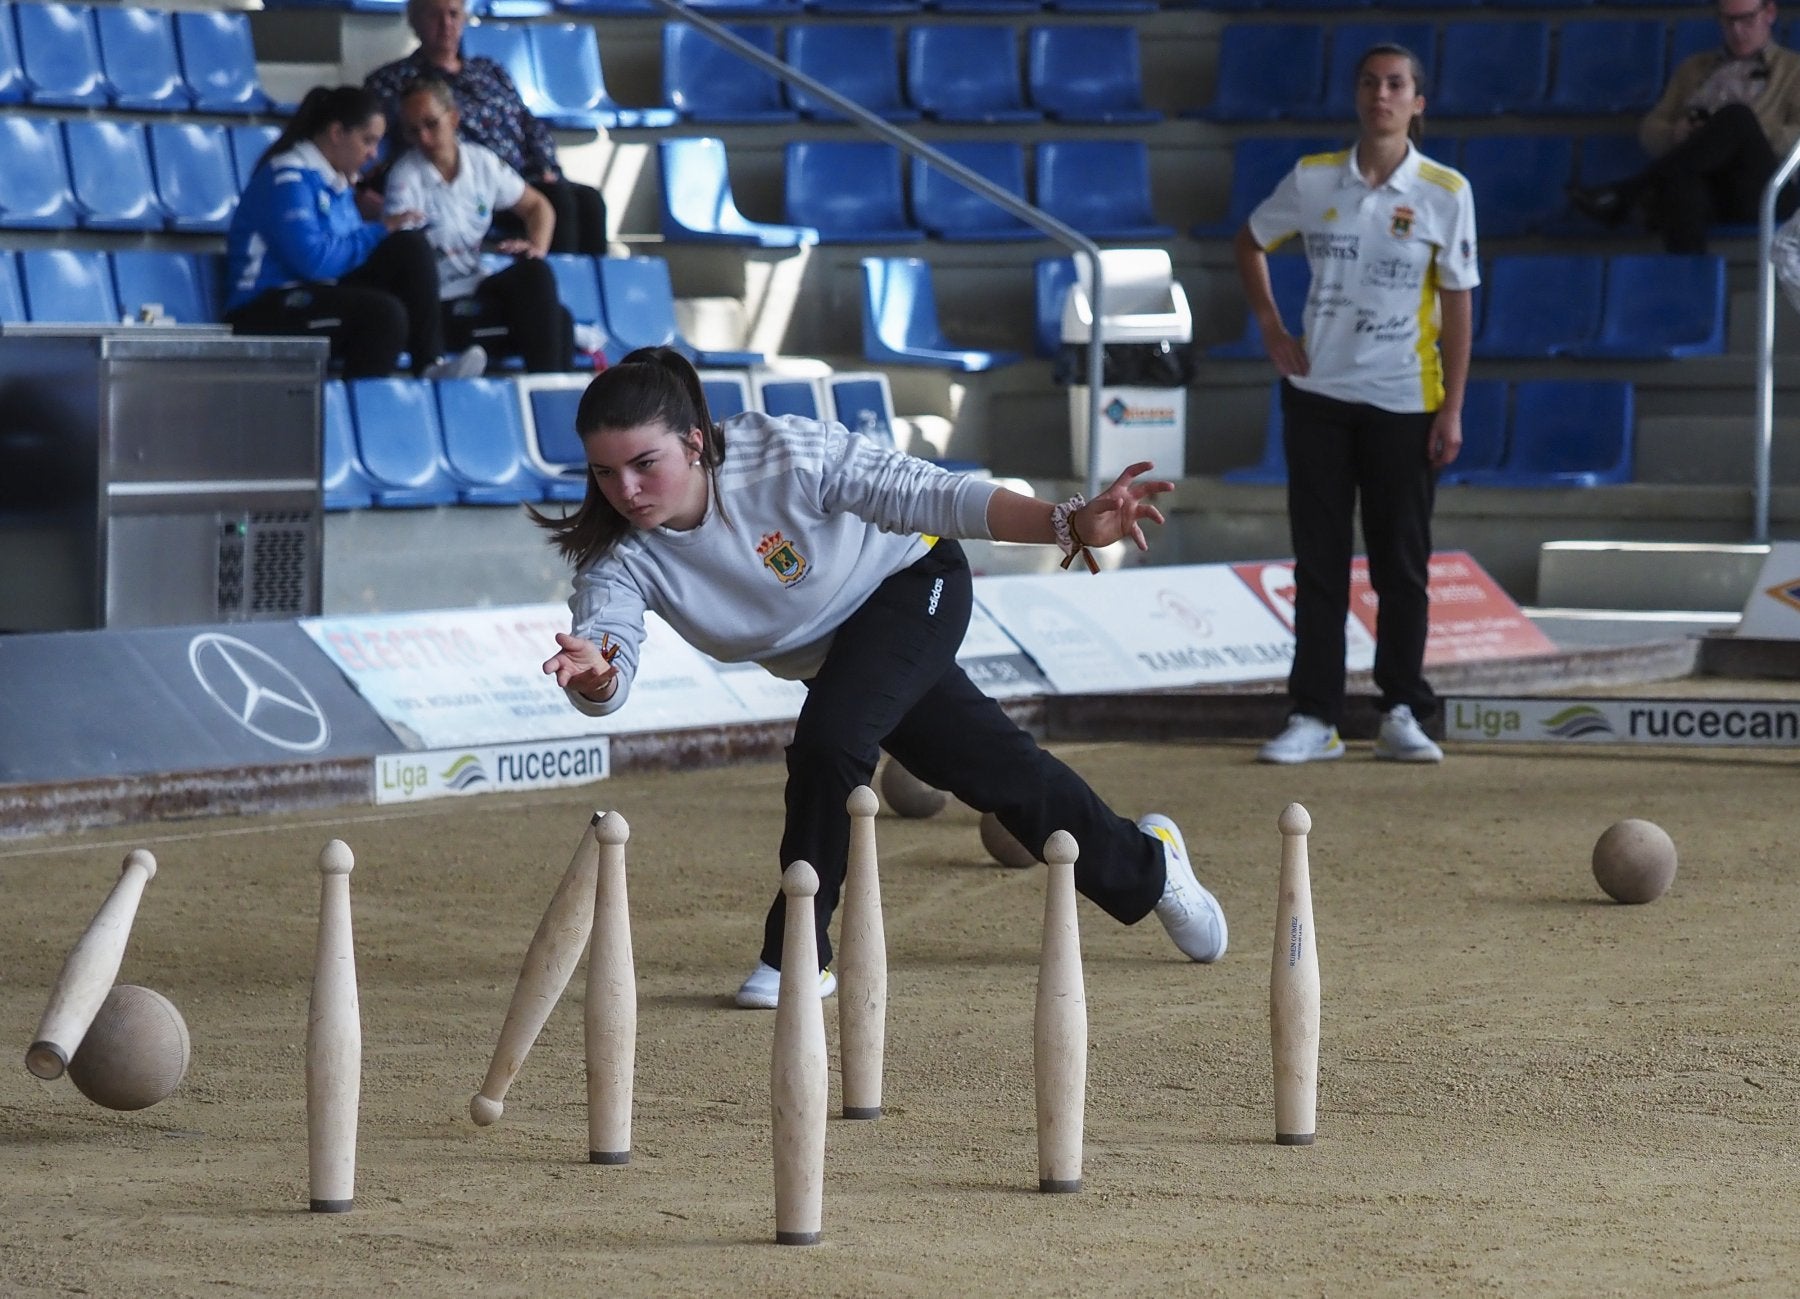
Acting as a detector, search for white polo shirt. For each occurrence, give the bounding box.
[1248,142,1479,414]
[384,141,527,299]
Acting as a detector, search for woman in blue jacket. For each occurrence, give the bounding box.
[223,85,485,380]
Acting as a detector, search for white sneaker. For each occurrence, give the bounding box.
[1139,814,1227,964]
[1258,714,1345,765]
[423,344,487,380]
[1373,704,1444,763]
[733,961,838,1010]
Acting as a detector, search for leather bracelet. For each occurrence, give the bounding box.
[1050,495,1099,575]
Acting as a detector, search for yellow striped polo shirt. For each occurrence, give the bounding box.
[1247,142,1479,414]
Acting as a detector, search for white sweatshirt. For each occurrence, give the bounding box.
[564,411,1001,716]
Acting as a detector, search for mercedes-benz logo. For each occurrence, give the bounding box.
[187,633,330,753]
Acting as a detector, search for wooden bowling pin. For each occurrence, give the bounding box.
[585,812,635,1165]
[772,860,827,1246]
[470,814,602,1126]
[307,840,361,1212]
[1035,830,1085,1193]
[838,784,886,1120]
[27,849,158,1080]
[1271,803,1320,1146]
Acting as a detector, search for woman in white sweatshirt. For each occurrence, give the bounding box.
[537,347,1228,1007]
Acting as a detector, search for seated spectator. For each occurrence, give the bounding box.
[223,85,485,379]
[1570,0,1800,252]
[365,0,607,256]
[386,77,575,373]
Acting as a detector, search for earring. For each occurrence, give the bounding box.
[690,457,701,467]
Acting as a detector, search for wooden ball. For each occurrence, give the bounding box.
[979,812,1037,869]
[1591,819,1677,905]
[878,757,947,819]
[67,985,191,1112]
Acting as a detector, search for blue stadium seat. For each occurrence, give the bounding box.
[460,23,548,120]
[0,115,76,228]
[529,23,676,129]
[111,250,218,325]
[1533,20,1665,115]
[910,141,1038,242]
[431,378,544,504]
[321,379,377,511]
[63,120,166,231]
[752,371,826,420]
[552,0,656,14]
[663,23,797,122]
[228,123,281,190]
[0,4,24,104]
[699,369,752,419]
[786,23,918,122]
[905,25,1041,123]
[20,248,119,323]
[1209,254,1309,360]
[545,253,621,363]
[805,0,919,12]
[1190,24,1324,122]
[526,383,588,470]
[0,251,25,322]
[929,0,1038,15]
[860,256,1020,371]
[1262,0,1370,13]
[658,137,819,246]
[1561,254,1726,359]
[1458,381,1633,487]
[1221,384,1287,485]
[1035,140,1174,240]
[1472,255,1605,359]
[1433,21,1549,116]
[828,370,899,447]
[1668,17,1719,70]
[597,253,763,366]
[94,6,190,112]
[1025,25,1159,124]
[1293,22,1436,119]
[347,378,462,507]
[15,0,108,107]
[1047,0,1155,12]
[784,141,923,242]
[148,123,238,233]
[1575,133,1649,189]
[1438,379,1510,484]
[1034,255,1077,356]
[1456,136,1575,237]
[174,11,272,113]
[1191,137,1337,238]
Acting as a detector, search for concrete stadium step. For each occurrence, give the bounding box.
[1536,540,1770,613]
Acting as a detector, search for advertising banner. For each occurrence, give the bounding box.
[1444,696,1800,748]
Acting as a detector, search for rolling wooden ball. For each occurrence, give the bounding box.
[979,812,1037,869]
[67,985,191,1112]
[879,757,947,819]
[1591,819,1677,905]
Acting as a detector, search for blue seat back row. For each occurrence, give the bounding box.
[1199,16,1759,122]
[0,3,273,113]
[0,116,279,233]
[0,247,222,325]
[539,250,765,368]
[327,368,893,511]
[1225,379,1634,489]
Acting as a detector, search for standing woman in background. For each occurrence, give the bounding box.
[223,85,486,380]
[1232,43,1478,766]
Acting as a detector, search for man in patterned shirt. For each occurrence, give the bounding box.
[365,0,607,255]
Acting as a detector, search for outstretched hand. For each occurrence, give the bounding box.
[1072,461,1174,554]
[542,631,620,701]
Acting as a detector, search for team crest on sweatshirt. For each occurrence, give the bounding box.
[756,531,807,585]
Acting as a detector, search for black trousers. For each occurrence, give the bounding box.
[760,539,1167,971]
[444,259,575,372]
[223,230,444,378]
[1638,102,1799,253]
[1280,381,1438,730]
[491,176,607,255]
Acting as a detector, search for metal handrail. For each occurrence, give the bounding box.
[636,2,1113,497]
[1753,135,1800,542]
